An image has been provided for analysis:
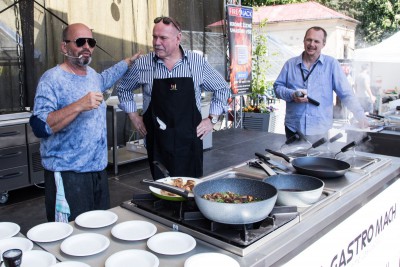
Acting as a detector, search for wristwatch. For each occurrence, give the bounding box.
[208,115,218,124]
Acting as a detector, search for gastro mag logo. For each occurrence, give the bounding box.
[228,7,252,18]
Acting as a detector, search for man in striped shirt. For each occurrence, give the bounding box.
[116,16,230,179]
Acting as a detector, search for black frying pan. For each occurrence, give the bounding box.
[266,149,351,179]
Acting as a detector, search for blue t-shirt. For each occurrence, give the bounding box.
[33,61,128,172]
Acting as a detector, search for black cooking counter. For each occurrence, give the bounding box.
[33,129,400,266]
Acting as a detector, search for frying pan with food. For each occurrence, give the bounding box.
[143,177,278,225]
[142,177,202,201]
[141,161,202,201]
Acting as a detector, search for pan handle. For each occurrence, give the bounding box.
[366,114,381,120]
[152,161,171,178]
[340,135,371,154]
[265,149,291,163]
[285,134,299,145]
[255,160,277,177]
[297,131,311,145]
[367,113,384,119]
[255,152,270,162]
[340,141,356,153]
[355,135,371,145]
[329,133,343,143]
[311,137,327,148]
[141,179,190,198]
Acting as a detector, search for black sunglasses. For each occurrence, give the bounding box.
[154,16,181,32]
[64,38,97,48]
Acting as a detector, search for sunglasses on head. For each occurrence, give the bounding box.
[154,16,181,32]
[64,38,97,48]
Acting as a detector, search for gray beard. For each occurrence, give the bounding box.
[77,56,92,66]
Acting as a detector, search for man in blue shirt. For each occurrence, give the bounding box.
[274,26,367,140]
[30,23,139,221]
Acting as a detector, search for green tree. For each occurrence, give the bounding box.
[353,0,400,46]
[241,0,400,47]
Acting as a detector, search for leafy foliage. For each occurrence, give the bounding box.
[251,18,270,102]
[248,18,276,108]
[243,103,277,113]
[241,0,400,47]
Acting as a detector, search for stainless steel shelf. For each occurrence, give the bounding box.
[107,100,147,175]
[107,147,147,165]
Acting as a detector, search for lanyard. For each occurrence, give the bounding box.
[300,63,317,82]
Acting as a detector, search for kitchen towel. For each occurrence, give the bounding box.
[54,172,70,222]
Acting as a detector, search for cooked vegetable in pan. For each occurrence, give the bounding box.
[202,191,261,203]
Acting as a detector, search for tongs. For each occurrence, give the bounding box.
[254,152,289,171]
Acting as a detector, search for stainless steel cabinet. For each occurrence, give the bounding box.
[27,125,44,184]
[0,123,44,203]
[0,125,30,198]
[0,124,26,148]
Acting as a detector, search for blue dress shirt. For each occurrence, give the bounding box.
[274,54,365,135]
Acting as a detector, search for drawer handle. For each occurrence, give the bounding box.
[0,151,23,158]
[0,131,21,137]
[0,172,23,179]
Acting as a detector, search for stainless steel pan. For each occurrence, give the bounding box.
[255,160,324,207]
[143,177,278,224]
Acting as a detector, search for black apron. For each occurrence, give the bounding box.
[143,76,203,180]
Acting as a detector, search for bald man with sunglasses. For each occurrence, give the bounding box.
[30,23,140,222]
[117,16,230,180]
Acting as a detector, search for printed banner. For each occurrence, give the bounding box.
[285,179,400,267]
[226,5,253,95]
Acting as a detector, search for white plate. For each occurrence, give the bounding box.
[0,222,20,239]
[105,249,159,267]
[0,237,33,260]
[49,261,91,267]
[184,252,240,267]
[147,232,196,255]
[75,210,118,228]
[27,222,73,242]
[60,233,110,256]
[111,220,157,241]
[21,250,57,267]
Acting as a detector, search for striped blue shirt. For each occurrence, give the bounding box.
[116,49,230,115]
